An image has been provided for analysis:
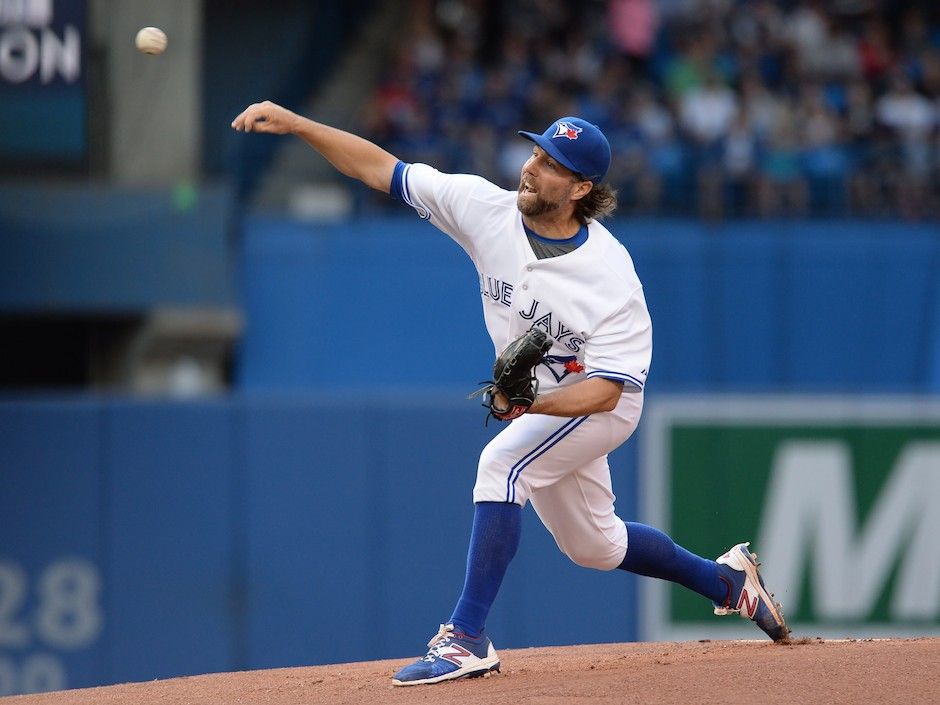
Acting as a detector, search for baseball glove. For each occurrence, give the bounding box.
[470,327,553,424]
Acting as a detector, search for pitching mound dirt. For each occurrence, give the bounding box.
[4,638,937,705]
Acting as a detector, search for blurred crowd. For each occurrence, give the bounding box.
[363,0,940,219]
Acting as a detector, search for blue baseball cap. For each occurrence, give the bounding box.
[518,117,611,183]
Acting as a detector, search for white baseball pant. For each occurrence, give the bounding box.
[472,392,643,570]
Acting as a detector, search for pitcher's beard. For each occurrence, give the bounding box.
[517,188,561,217]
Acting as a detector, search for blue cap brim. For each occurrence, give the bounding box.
[518,130,582,177]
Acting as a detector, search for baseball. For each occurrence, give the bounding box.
[135,27,167,55]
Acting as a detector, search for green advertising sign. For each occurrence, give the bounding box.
[641,397,940,641]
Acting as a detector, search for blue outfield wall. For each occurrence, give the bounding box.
[237,216,940,393]
[2,216,939,692]
[0,396,639,693]
[0,183,237,312]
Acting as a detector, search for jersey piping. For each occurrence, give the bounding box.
[505,415,591,502]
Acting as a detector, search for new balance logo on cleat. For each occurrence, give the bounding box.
[737,588,759,619]
[714,542,791,642]
[438,644,472,666]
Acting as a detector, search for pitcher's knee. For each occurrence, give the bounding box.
[551,517,627,570]
[560,540,626,571]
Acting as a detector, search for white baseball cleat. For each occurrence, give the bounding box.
[714,542,791,642]
[392,623,500,686]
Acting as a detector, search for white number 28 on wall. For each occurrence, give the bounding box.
[0,558,103,650]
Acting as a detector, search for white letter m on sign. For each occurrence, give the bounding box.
[758,441,940,621]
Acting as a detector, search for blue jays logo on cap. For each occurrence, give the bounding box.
[552,121,583,140]
[518,116,612,183]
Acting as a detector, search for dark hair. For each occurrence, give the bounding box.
[573,181,617,224]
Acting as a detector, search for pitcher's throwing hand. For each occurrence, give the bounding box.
[231,101,299,134]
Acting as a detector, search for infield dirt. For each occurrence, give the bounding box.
[3,638,937,705]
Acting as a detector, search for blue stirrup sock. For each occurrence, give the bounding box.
[449,501,522,638]
[617,522,729,604]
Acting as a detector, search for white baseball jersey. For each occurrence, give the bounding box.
[395,162,652,404]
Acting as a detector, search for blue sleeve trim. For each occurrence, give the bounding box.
[400,164,431,220]
[587,370,645,389]
[389,160,408,203]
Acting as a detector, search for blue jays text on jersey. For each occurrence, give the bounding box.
[480,274,513,307]
[481,273,585,353]
[518,299,584,352]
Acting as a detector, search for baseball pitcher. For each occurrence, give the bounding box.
[232,103,790,686]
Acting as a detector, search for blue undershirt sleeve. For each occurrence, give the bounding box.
[389,160,408,203]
